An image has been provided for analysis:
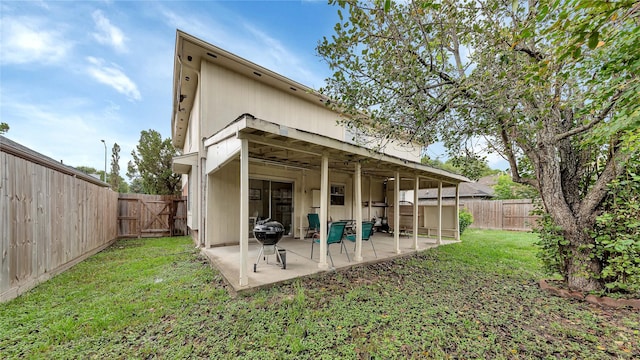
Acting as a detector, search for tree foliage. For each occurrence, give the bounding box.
[0,122,8,135]
[318,0,639,292]
[127,130,181,195]
[493,174,538,200]
[109,143,121,191]
[591,130,640,294]
[421,155,499,180]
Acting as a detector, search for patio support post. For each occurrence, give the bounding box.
[354,161,363,261]
[413,175,419,250]
[455,183,460,241]
[368,176,372,220]
[239,138,249,286]
[318,154,329,269]
[437,181,443,245]
[300,170,306,239]
[394,171,400,254]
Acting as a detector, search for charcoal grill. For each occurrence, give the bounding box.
[252,219,286,272]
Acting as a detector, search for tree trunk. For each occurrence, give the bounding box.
[564,229,603,292]
[527,125,605,292]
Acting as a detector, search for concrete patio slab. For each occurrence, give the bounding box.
[201,233,459,293]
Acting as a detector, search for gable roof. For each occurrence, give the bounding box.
[172,30,328,149]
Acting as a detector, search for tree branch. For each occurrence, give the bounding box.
[578,143,630,223]
[555,91,622,141]
[503,40,545,61]
[497,119,538,187]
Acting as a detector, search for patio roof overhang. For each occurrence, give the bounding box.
[202,114,470,188]
[172,152,198,174]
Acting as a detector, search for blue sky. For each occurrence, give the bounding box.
[1,0,341,175]
[1,0,507,178]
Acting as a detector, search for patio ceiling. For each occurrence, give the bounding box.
[230,115,469,190]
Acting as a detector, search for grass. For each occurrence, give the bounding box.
[1,229,638,359]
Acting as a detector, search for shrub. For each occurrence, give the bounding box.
[591,149,640,295]
[459,208,474,234]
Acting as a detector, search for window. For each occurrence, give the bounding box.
[330,184,345,206]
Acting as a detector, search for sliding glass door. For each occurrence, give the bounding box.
[249,179,293,236]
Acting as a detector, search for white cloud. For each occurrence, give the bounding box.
[1,94,134,173]
[91,10,128,53]
[86,56,141,101]
[0,17,70,65]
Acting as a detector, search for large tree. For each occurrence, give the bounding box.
[127,130,181,195]
[318,0,639,292]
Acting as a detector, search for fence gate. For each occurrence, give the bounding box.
[117,194,187,238]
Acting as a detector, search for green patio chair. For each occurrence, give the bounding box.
[305,213,320,238]
[345,221,377,258]
[310,221,349,267]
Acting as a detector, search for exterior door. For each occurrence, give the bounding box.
[249,179,293,236]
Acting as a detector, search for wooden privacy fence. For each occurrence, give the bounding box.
[1,136,119,302]
[463,199,539,231]
[388,199,538,235]
[117,193,187,238]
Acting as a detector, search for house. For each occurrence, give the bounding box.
[170,31,469,287]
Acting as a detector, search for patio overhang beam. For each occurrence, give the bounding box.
[238,115,469,185]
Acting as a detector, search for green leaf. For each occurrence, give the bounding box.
[588,31,599,50]
[572,46,582,59]
[384,0,391,12]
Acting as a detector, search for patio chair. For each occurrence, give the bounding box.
[310,221,350,267]
[345,221,377,258]
[305,213,320,238]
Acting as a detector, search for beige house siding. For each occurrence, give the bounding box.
[207,161,240,247]
[184,84,201,155]
[199,60,422,162]
[200,60,344,142]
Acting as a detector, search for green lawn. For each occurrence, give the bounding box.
[1,229,638,359]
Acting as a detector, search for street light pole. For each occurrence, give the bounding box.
[101,139,107,182]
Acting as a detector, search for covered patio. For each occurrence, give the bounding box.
[202,232,459,292]
[179,114,469,290]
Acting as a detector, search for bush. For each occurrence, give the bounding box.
[459,208,474,234]
[591,149,640,295]
[532,206,569,278]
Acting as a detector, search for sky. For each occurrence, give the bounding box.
[1,0,507,179]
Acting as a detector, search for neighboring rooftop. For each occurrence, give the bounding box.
[418,181,495,200]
